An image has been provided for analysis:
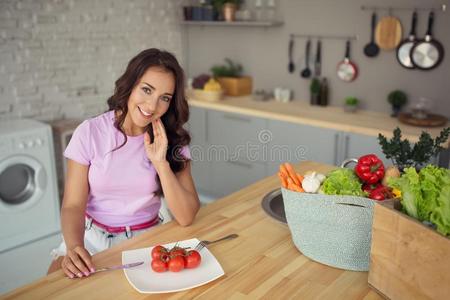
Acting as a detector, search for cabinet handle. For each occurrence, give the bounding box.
[226,160,253,169]
[205,110,209,143]
[223,114,251,123]
[344,135,350,160]
[334,133,339,165]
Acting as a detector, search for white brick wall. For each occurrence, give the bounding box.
[0,0,184,121]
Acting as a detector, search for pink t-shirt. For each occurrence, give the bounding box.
[64,110,191,227]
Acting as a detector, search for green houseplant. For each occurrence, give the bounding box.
[210,58,251,96]
[378,127,450,170]
[388,90,408,117]
[344,97,359,113]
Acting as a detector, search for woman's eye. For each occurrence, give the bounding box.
[161,96,171,102]
[142,87,151,94]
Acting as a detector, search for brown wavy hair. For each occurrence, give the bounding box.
[107,48,191,193]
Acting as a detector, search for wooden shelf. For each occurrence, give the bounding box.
[180,20,284,27]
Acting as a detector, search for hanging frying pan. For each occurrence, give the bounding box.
[337,40,358,82]
[288,36,295,73]
[396,11,418,69]
[410,11,445,70]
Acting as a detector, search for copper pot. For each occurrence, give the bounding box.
[223,3,237,22]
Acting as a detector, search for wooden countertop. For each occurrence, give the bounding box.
[188,93,449,146]
[3,161,382,300]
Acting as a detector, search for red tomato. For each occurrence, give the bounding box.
[151,245,167,260]
[184,250,201,269]
[168,256,185,272]
[169,246,186,257]
[151,258,168,273]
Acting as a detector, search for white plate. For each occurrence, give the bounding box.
[122,238,225,294]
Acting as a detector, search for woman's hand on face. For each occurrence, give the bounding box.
[61,245,95,278]
[144,119,169,168]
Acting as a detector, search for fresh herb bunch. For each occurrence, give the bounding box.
[378,127,450,170]
[210,58,243,78]
[345,97,359,106]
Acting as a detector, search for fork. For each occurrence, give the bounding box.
[194,233,239,252]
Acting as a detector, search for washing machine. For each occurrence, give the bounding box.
[0,119,60,253]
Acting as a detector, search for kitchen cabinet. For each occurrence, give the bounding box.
[210,159,267,197]
[207,110,268,162]
[207,110,268,197]
[0,232,61,294]
[186,107,211,195]
[266,119,340,174]
[340,132,391,166]
[188,108,269,198]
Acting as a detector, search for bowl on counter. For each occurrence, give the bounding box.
[191,89,224,102]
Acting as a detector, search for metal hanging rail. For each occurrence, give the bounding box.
[360,4,447,12]
[290,34,358,41]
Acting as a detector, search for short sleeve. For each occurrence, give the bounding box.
[179,145,191,160]
[64,120,92,165]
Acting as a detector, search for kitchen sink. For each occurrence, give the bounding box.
[261,188,287,224]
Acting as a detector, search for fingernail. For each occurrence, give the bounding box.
[90,268,95,273]
[84,272,90,276]
[77,273,82,278]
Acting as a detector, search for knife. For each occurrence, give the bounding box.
[94,261,144,274]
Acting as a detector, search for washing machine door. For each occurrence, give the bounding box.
[0,155,46,211]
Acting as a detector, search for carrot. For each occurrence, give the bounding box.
[279,164,289,179]
[292,185,305,193]
[278,172,288,188]
[285,163,301,186]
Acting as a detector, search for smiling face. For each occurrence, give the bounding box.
[123,66,175,135]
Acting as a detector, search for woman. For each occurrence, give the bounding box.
[48,49,200,279]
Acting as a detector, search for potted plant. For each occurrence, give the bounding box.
[309,78,321,105]
[212,0,241,22]
[344,96,359,112]
[387,90,408,117]
[210,58,252,96]
[378,127,450,171]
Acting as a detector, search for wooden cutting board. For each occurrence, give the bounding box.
[375,16,403,50]
[398,112,448,127]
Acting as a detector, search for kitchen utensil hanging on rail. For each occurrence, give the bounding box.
[288,36,295,73]
[410,11,444,70]
[337,40,358,82]
[300,39,312,78]
[363,12,380,57]
[396,11,418,69]
[375,11,403,50]
[314,39,321,77]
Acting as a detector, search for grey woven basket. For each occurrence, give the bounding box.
[281,187,375,271]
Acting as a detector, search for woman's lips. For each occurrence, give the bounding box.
[138,106,153,119]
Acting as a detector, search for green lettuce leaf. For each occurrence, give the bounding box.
[388,167,421,219]
[321,168,365,197]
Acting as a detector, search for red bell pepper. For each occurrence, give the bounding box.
[354,154,385,184]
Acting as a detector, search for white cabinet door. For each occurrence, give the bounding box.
[343,132,391,166]
[187,106,211,194]
[210,159,267,197]
[0,232,61,294]
[206,110,268,197]
[266,119,340,175]
[207,110,268,162]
